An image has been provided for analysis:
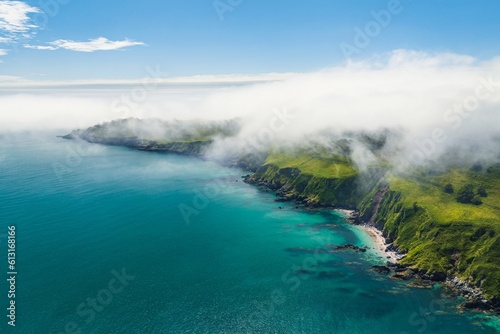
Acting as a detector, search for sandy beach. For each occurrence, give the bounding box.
[362,225,403,263]
[335,209,402,262]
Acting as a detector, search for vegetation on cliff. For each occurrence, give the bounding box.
[247,149,384,208]
[377,168,500,299]
[250,152,500,300]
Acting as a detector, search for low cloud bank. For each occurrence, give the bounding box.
[1,49,500,167]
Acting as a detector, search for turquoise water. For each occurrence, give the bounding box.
[0,133,498,334]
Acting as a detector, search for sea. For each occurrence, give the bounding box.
[0,132,498,334]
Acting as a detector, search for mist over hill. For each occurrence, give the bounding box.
[3,50,500,170]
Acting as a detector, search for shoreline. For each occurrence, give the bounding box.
[336,211,499,315]
[361,224,405,263]
[335,209,404,263]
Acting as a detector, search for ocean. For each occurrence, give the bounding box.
[0,132,498,333]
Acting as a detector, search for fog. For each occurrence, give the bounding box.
[1,50,500,167]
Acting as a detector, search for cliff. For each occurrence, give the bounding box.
[246,156,500,310]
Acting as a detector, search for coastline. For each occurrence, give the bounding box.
[61,134,500,315]
[361,224,404,263]
[335,209,404,263]
[335,210,499,315]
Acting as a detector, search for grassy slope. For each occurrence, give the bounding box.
[252,150,374,207]
[381,168,500,298]
[391,169,500,224]
[255,151,500,298]
[265,150,358,179]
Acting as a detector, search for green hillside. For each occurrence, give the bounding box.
[377,168,500,299]
[265,150,358,179]
[249,151,500,300]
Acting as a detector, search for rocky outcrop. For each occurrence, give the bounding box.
[371,262,445,285]
[285,244,368,255]
[368,262,499,314]
[371,265,391,274]
[329,244,368,253]
[448,277,500,314]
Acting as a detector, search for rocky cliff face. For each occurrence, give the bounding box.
[244,163,385,210]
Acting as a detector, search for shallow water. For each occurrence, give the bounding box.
[0,133,498,333]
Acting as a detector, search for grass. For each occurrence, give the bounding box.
[265,150,358,179]
[255,150,500,297]
[389,168,500,225]
[380,167,500,298]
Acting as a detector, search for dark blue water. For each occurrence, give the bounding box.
[0,133,498,333]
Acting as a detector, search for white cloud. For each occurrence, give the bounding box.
[0,72,293,88]
[0,2,142,57]
[0,1,40,41]
[1,49,499,167]
[0,74,22,81]
[387,49,477,67]
[24,37,145,52]
[23,44,56,50]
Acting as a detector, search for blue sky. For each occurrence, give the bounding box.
[1,0,500,81]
